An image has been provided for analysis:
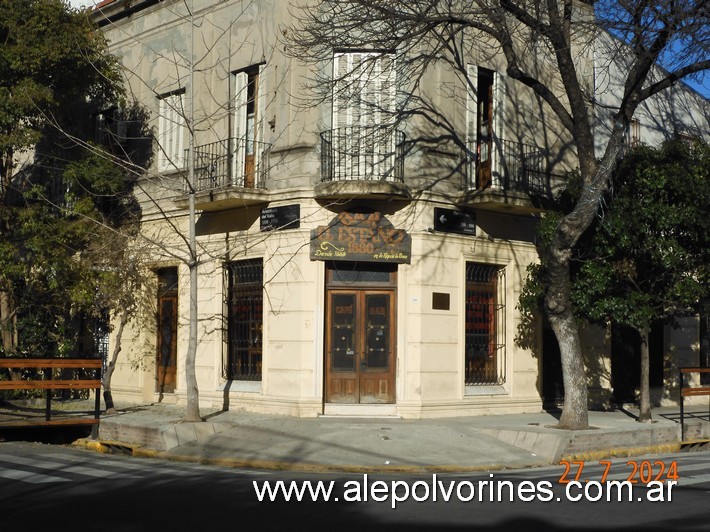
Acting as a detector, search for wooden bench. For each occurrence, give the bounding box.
[679,367,710,441]
[0,358,102,433]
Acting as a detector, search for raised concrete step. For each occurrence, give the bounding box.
[98,415,224,451]
[321,404,400,418]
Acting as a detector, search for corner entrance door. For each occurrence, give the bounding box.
[326,290,395,403]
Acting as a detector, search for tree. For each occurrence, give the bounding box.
[288,0,710,428]
[0,0,127,360]
[0,1,153,416]
[569,139,710,421]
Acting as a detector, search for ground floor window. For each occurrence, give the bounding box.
[465,263,505,386]
[226,259,263,380]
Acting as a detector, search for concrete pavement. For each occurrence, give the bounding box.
[75,403,710,473]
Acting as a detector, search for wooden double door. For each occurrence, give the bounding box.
[326,289,395,404]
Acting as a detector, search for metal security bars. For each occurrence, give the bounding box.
[225,259,263,381]
[321,126,405,182]
[465,263,506,386]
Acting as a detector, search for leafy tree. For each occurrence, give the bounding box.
[569,140,710,421]
[289,0,710,428]
[0,0,130,370]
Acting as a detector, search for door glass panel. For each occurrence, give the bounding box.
[331,294,356,371]
[364,293,389,370]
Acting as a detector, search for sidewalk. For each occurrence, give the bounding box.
[75,403,710,473]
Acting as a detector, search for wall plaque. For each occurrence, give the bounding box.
[310,211,411,263]
[260,204,300,231]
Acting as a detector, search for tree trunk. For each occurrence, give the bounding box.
[182,7,202,424]
[102,310,129,414]
[540,137,627,429]
[545,245,589,429]
[183,259,201,422]
[637,326,652,422]
[0,288,16,354]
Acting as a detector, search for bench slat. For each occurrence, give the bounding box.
[0,359,102,369]
[0,380,101,390]
[0,418,99,427]
[681,387,710,397]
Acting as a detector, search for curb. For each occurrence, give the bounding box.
[72,438,689,475]
[560,443,683,462]
[72,438,551,474]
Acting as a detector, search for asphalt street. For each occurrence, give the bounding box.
[0,441,708,531]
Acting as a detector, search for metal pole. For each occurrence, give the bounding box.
[679,367,685,441]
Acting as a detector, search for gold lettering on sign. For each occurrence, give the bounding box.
[311,210,411,263]
[335,305,353,315]
[370,306,386,316]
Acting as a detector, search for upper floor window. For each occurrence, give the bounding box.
[233,65,265,188]
[626,118,641,147]
[329,51,398,180]
[333,51,395,130]
[466,65,503,189]
[157,90,186,172]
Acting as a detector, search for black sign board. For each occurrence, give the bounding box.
[433,207,476,235]
[260,204,300,231]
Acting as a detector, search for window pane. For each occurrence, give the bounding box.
[331,294,356,371]
[365,294,389,370]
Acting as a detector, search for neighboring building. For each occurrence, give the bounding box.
[91,0,709,417]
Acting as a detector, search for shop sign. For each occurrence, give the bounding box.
[310,211,411,263]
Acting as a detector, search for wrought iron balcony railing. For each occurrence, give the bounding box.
[321,126,406,182]
[467,138,548,197]
[185,138,271,192]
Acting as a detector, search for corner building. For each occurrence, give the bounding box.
[93,0,710,418]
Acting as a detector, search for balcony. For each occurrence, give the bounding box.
[458,138,552,214]
[176,138,271,212]
[315,126,411,200]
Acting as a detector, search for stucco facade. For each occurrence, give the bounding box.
[93,0,709,418]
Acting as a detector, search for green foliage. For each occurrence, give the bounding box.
[517,140,710,346]
[570,140,710,330]
[0,0,141,360]
[515,262,545,351]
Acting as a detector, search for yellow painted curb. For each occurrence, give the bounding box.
[74,438,550,474]
[560,443,682,462]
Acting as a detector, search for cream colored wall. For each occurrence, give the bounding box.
[97,0,567,417]
[99,0,708,418]
[389,198,543,418]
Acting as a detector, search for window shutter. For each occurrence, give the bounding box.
[491,71,505,187]
[158,93,185,172]
[232,71,248,185]
[465,65,479,188]
[466,65,478,153]
[256,64,266,178]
